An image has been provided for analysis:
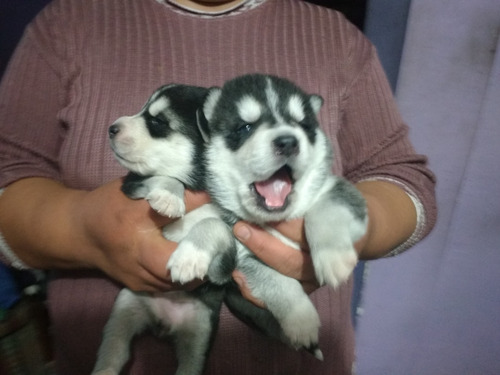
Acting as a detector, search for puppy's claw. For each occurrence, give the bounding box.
[313,348,324,361]
[303,345,323,361]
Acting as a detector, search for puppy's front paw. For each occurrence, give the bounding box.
[312,247,358,288]
[281,299,321,350]
[146,189,185,218]
[167,241,211,284]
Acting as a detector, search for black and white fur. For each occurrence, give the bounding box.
[92,75,367,375]
[198,74,367,353]
[93,84,236,375]
[109,83,207,216]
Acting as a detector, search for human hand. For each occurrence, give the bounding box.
[232,219,320,307]
[75,178,210,291]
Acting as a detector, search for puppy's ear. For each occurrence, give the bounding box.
[203,87,222,122]
[196,108,210,143]
[309,94,323,115]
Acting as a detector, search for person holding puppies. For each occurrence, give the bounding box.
[0,1,436,374]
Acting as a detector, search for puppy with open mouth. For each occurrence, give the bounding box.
[93,74,367,375]
[199,73,367,348]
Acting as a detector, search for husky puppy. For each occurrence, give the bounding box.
[198,74,367,356]
[108,83,207,217]
[93,84,236,375]
[93,75,367,375]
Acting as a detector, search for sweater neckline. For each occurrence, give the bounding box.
[157,0,268,18]
[167,0,247,15]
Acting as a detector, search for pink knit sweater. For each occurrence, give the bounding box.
[0,1,436,374]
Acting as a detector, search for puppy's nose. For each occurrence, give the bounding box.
[273,135,299,156]
[108,124,121,139]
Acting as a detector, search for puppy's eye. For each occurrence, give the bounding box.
[150,117,166,128]
[237,123,253,134]
[148,116,170,138]
[299,121,315,131]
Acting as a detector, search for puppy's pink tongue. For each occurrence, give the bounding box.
[254,168,292,208]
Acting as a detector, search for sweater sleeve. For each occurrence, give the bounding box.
[0,3,74,188]
[338,44,437,254]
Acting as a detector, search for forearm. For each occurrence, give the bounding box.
[0,177,90,269]
[0,176,211,290]
[355,180,417,260]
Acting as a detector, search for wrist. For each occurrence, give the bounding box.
[0,178,98,270]
[30,183,96,269]
[353,191,377,259]
[355,180,417,260]
[65,189,104,269]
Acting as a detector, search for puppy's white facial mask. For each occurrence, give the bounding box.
[254,167,292,208]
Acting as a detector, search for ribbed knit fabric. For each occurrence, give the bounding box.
[0,1,437,374]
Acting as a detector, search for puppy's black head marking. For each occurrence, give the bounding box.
[204,74,323,150]
[225,119,261,150]
[110,83,210,190]
[144,84,209,141]
[144,111,172,138]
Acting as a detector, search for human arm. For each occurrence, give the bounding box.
[0,6,215,291]
[235,179,416,257]
[0,177,210,291]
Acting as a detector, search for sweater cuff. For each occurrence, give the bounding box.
[0,188,30,269]
[357,177,426,256]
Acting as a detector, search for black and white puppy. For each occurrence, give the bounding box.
[108,83,207,216]
[93,75,367,375]
[93,84,236,375]
[199,74,367,355]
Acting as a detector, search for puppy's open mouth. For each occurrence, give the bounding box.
[252,166,293,211]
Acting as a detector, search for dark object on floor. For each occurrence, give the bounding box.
[0,296,54,375]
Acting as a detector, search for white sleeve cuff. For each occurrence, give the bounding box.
[357,177,426,256]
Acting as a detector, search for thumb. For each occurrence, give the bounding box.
[139,235,203,291]
[233,222,252,241]
[233,221,316,283]
[233,222,266,254]
[137,232,175,278]
[233,221,293,264]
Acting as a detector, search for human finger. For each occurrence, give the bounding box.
[184,190,211,212]
[135,228,207,290]
[233,221,317,283]
[268,218,309,251]
[232,270,266,308]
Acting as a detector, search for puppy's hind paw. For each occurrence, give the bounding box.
[146,189,185,218]
[280,300,321,352]
[313,247,358,289]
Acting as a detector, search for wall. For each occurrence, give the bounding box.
[364,0,411,91]
[356,1,500,374]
